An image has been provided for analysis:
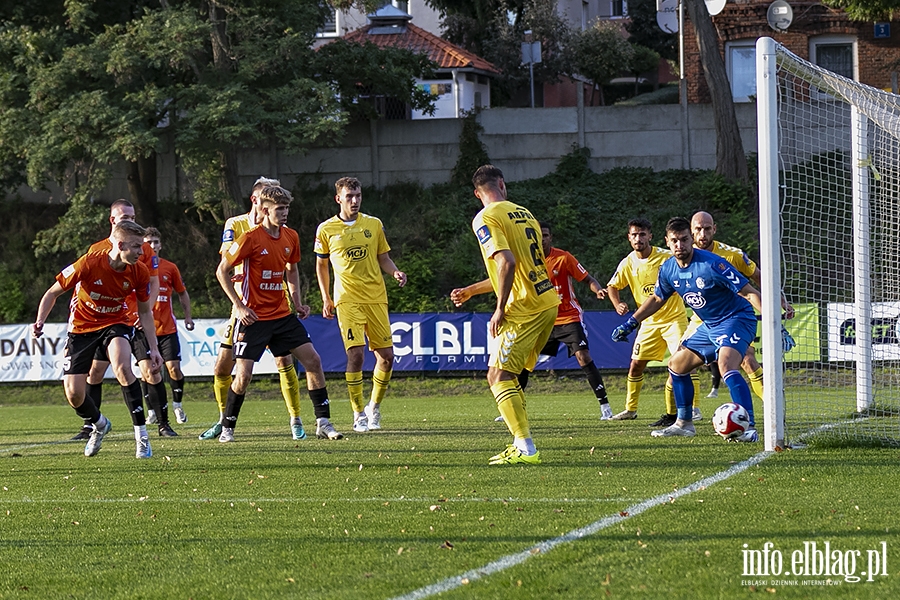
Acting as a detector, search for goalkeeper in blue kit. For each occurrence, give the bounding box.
[611,217,768,441]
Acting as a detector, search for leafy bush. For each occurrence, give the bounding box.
[2,149,757,323]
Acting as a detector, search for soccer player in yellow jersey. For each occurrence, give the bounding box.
[606,218,691,427]
[201,177,342,442]
[460,165,559,465]
[690,211,794,410]
[315,177,407,433]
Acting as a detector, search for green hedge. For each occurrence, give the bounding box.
[0,148,758,324]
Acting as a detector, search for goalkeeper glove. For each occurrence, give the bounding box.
[611,316,639,342]
[781,325,796,353]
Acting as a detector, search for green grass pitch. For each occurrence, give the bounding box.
[1,378,898,599]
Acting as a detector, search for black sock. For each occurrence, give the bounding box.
[582,361,609,404]
[309,387,330,420]
[122,381,146,426]
[224,389,246,430]
[170,377,185,404]
[74,396,101,424]
[517,369,530,390]
[86,382,103,425]
[153,381,169,425]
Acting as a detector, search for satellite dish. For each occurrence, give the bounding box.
[705,0,726,16]
[767,0,793,32]
[656,0,678,34]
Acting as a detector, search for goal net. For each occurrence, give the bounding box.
[757,37,900,449]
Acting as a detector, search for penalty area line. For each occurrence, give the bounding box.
[391,450,773,600]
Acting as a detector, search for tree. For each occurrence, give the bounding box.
[625,0,677,62]
[427,0,573,106]
[683,0,748,183]
[0,0,435,255]
[629,43,661,93]
[570,21,634,106]
[822,0,899,19]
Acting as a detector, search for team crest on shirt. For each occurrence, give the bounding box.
[123,282,131,291]
[364,229,372,238]
[284,246,290,255]
[683,291,706,309]
[696,277,706,289]
[717,262,727,272]
[476,225,491,245]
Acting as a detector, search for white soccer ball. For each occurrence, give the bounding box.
[712,402,750,439]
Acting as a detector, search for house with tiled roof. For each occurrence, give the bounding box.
[337,5,499,119]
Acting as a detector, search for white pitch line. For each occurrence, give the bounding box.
[391,450,773,600]
[0,496,637,505]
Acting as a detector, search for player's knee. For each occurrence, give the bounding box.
[232,373,252,394]
[574,350,591,366]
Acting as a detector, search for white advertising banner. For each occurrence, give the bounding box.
[827,302,900,361]
[0,319,279,382]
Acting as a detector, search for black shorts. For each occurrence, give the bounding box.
[130,329,152,363]
[219,316,240,350]
[64,324,135,375]
[157,332,182,363]
[233,315,312,362]
[540,322,589,358]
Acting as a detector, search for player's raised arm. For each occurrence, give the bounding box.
[450,278,493,307]
[32,281,67,338]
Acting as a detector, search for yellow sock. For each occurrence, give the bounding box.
[749,367,764,400]
[370,368,392,405]
[490,380,530,440]
[625,375,644,412]
[278,365,302,418]
[213,375,232,415]
[664,381,676,415]
[346,371,364,413]
[691,372,700,407]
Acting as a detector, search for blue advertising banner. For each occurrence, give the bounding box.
[314,312,635,373]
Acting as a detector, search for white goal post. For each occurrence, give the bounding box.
[757,37,900,449]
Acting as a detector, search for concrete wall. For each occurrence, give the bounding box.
[16,103,761,203]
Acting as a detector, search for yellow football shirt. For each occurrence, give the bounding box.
[472,200,559,318]
[607,247,686,325]
[220,213,254,288]
[707,239,758,279]
[314,213,391,305]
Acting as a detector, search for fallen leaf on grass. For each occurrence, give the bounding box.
[440,541,454,550]
[619,511,629,517]
[600,573,611,586]
[429,505,441,512]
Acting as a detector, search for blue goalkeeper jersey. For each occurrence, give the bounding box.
[654,248,755,327]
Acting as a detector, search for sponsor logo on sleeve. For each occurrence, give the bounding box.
[476,225,492,245]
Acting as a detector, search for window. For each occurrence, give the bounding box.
[810,36,857,100]
[726,41,756,102]
[810,36,856,80]
[610,0,627,18]
[582,0,589,30]
[317,6,340,38]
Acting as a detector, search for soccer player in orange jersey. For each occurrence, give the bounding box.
[214,185,338,442]
[143,227,194,425]
[68,200,163,440]
[33,221,162,458]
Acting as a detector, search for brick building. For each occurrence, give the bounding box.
[684,0,900,104]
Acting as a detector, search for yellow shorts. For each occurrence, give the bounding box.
[219,315,240,348]
[488,306,557,374]
[336,303,393,351]
[632,317,688,362]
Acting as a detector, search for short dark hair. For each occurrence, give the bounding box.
[472,165,504,190]
[110,199,133,214]
[628,218,652,232]
[540,222,552,234]
[143,227,162,239]
[335,177,361,194]
[665,217,691,236]
[251,177,280,199]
